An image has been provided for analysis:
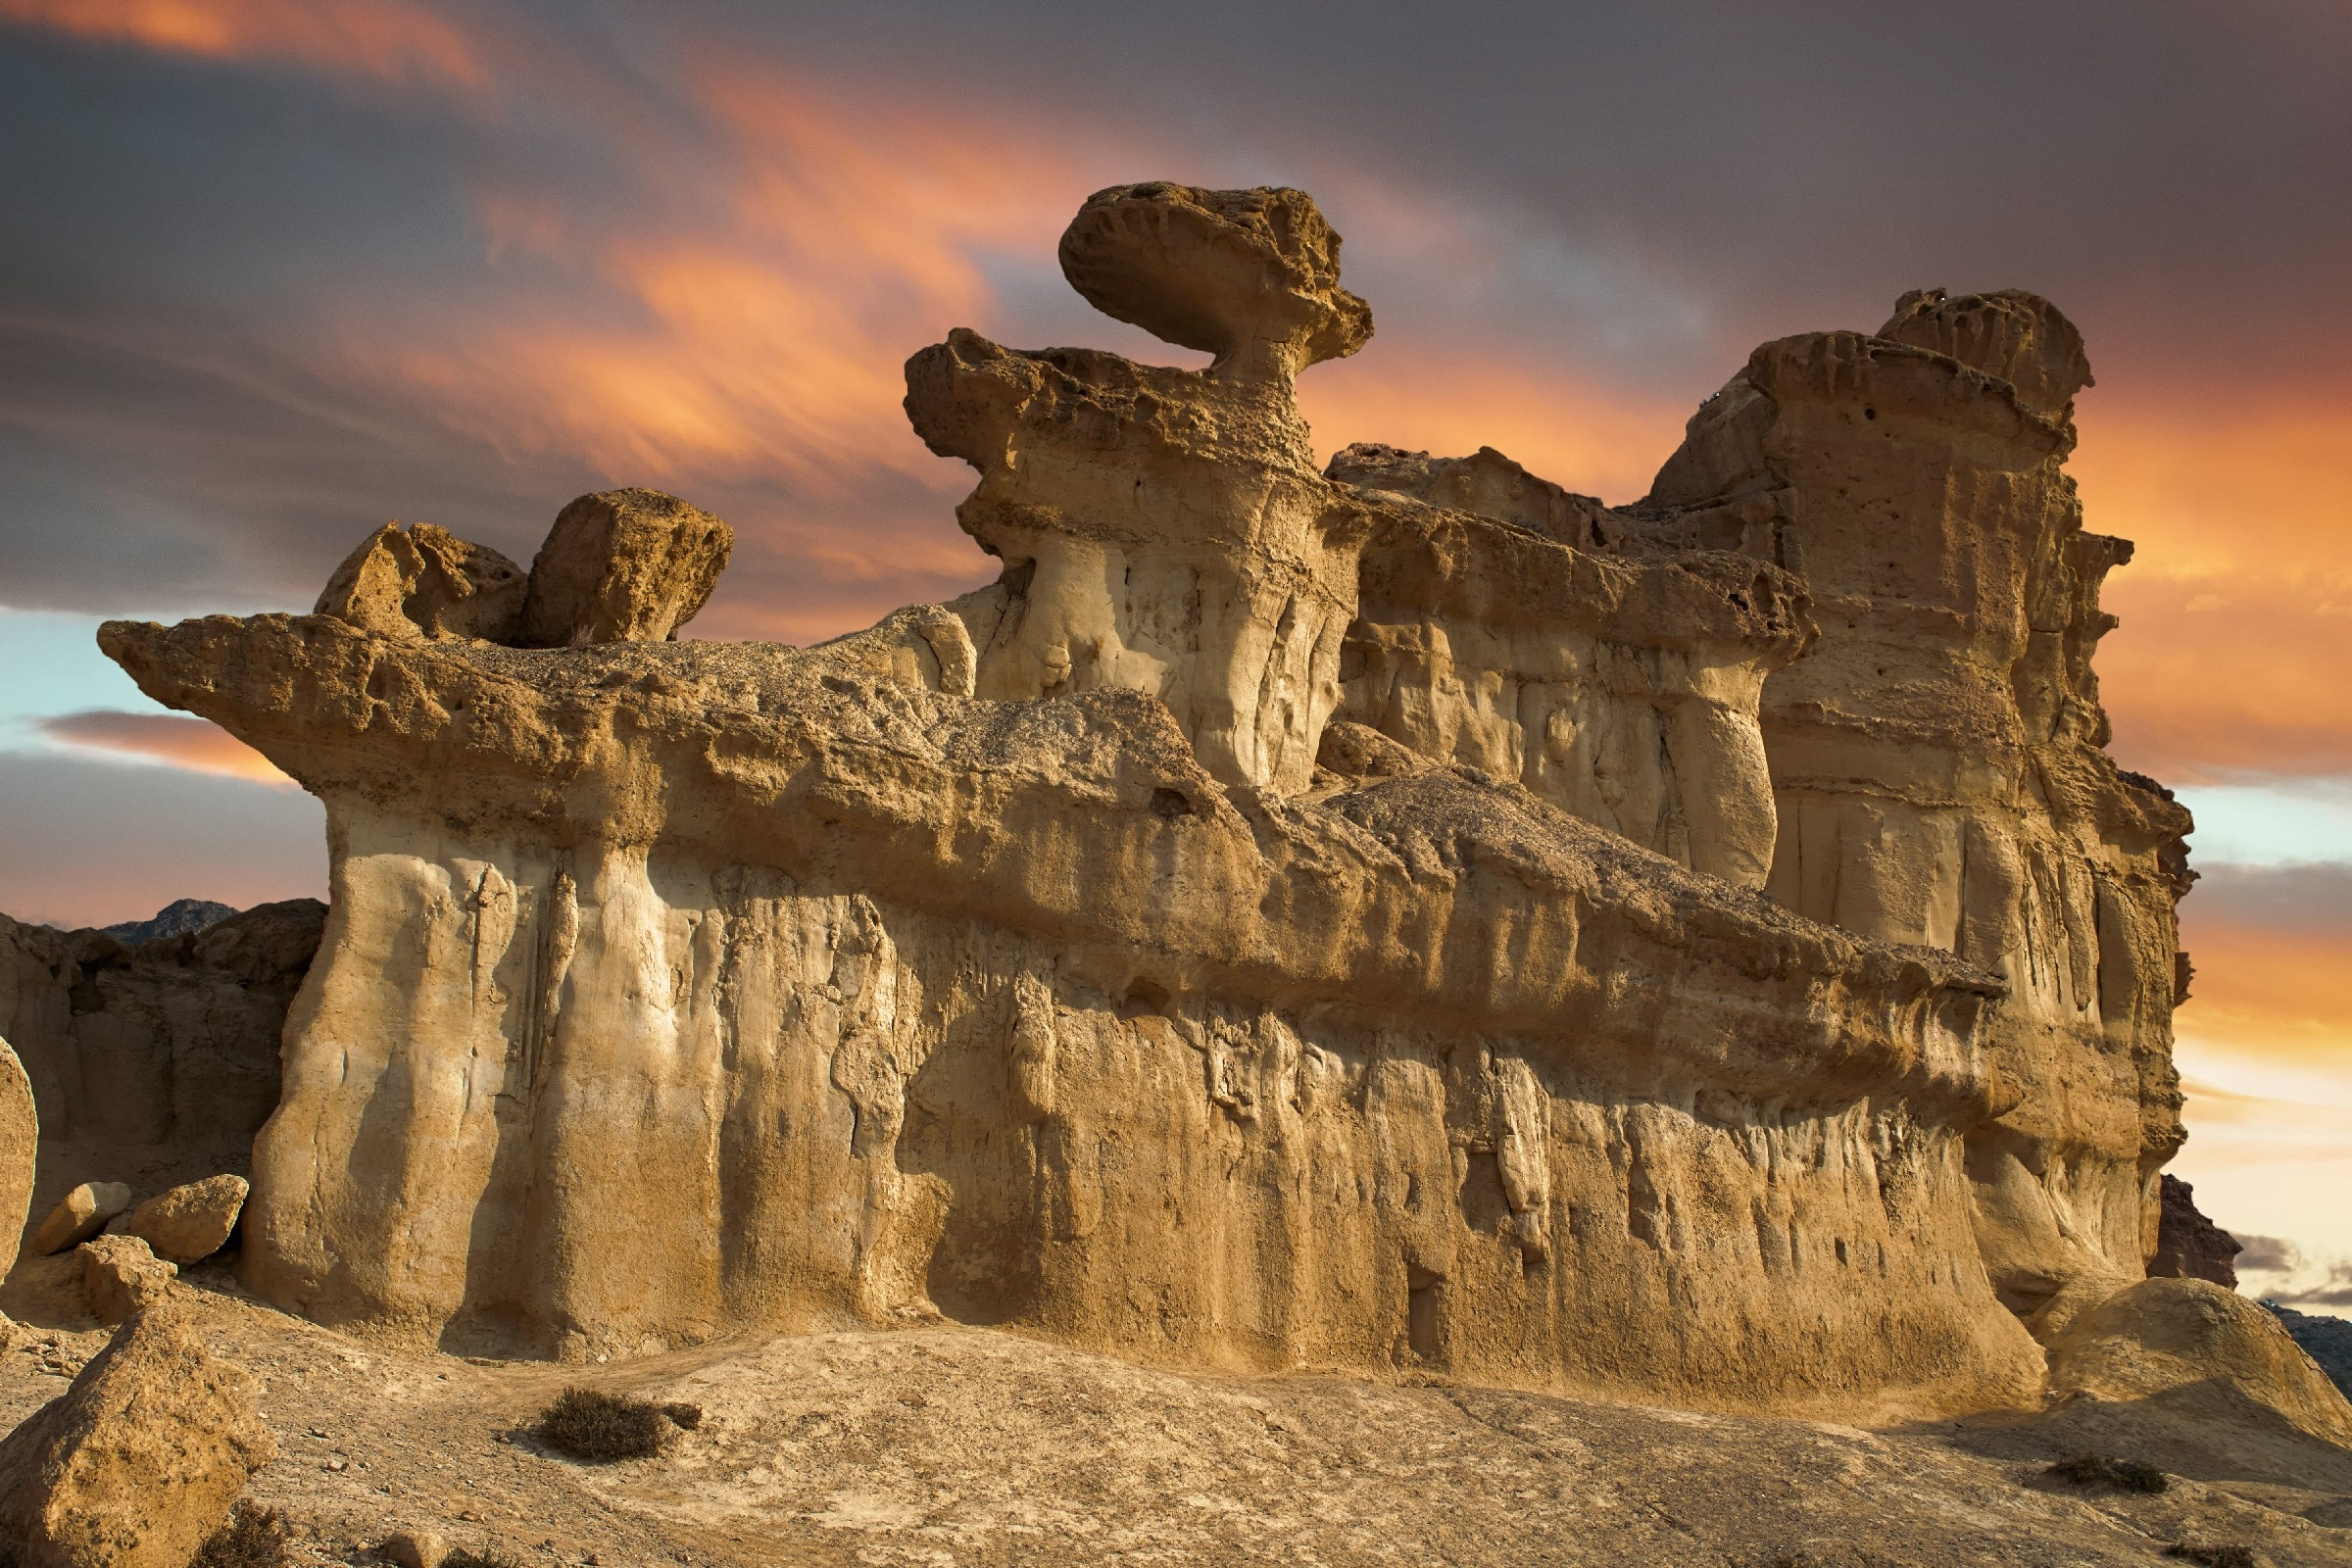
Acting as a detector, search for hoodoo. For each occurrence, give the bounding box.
[102,183,2199,1422]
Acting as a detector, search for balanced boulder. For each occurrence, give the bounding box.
[30,1181,131,1256]
[315,519,527,642]
[0,1300,276,1568]
[124,1174,249,1265]
[519,487,731,646]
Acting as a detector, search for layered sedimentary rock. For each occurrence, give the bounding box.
[93,184,2207,1422]
[1644,291,2193,1330]
[1346,291,2195,1334]
[0,902,324,1215]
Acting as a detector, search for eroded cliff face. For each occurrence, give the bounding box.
[0,903,324,1220]
[92,186,2192,1421]
[1642,291,2193,1333]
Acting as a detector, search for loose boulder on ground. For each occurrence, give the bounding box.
[0,1300,277,1568]
[30,1181,132,1256]
[2,1035,35,1277]
[519,487,732,647]
[124,1173,249,1265]
[77,1233,177,1324]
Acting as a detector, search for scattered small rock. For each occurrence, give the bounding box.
[31,1180,132,1255]
[77,1232,177,1324]
[124,1173,250,1264]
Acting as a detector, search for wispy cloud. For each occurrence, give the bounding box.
[0,0,486,88]
[39,708,292,785]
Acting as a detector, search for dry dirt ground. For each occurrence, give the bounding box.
[4,1254,2349,1568]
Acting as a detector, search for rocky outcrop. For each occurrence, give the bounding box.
[2049,1279,2352,1487]
[1642,295,2193,1333]
[91,184,2213,1424]
[0,1301,276,1568]
[2150,1173,2242,1288]
[0,901,324,1222]
[1,1037,33,1278]
[124,1174,249,1265]
[1359,292,2195,1333]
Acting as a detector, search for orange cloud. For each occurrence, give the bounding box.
[1298,347,1688,504]
[2174,918,2352,1073]
[379,66,1102,501]
[2073,394,2352,782]
[41,709,294,786]
[0,0,485,87]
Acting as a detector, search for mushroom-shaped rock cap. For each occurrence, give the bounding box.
[1877,288,2092,418]
[1059,182,1372,379]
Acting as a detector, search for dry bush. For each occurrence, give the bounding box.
[192,1502,291,1568]
[2166,1546,2256,1568]
[2045,1453,2168,1494]
[538,1386,670,1461]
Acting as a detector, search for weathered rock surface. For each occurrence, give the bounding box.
[2047,1279,2352,1492]
[29,1182,130,1257]
[0,1301,276,1568]
[317,520,529,643]
[1,1036,34,1278]
[76,1233,176,1324]
[1364,291,2193,1331]
[0,901,324,1225]
[123,1174,248,1265]
[88,185,2234,1431]
[519,487,731,648]
[2150,1172,2242,1287]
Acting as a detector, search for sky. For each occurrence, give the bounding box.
[0,0,2345,1315]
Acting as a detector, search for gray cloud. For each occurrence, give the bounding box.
[2188,862,2352,939]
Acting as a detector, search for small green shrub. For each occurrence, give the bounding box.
[2165,1546,2255,1568]
[538,1385,669,1461]
[191,1502,291,1568]
[2045,1452,2168,1494]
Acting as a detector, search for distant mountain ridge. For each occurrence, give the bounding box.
[2270,1302,2352,1398]
[98,897,237,946]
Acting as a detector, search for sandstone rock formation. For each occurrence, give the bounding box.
[0,1301,276,1568]
[29,1182,130,1257]
[124,1173,249,1265]
[318,520,529,643]
[0,901,324,1222]
[1,1037,33,1280]
[77,1233,177,1324]
[519,488,732,648]
[2049,1278,2352,1483]
[2150,1172,2242,1287]
[92,184,2223,1425]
